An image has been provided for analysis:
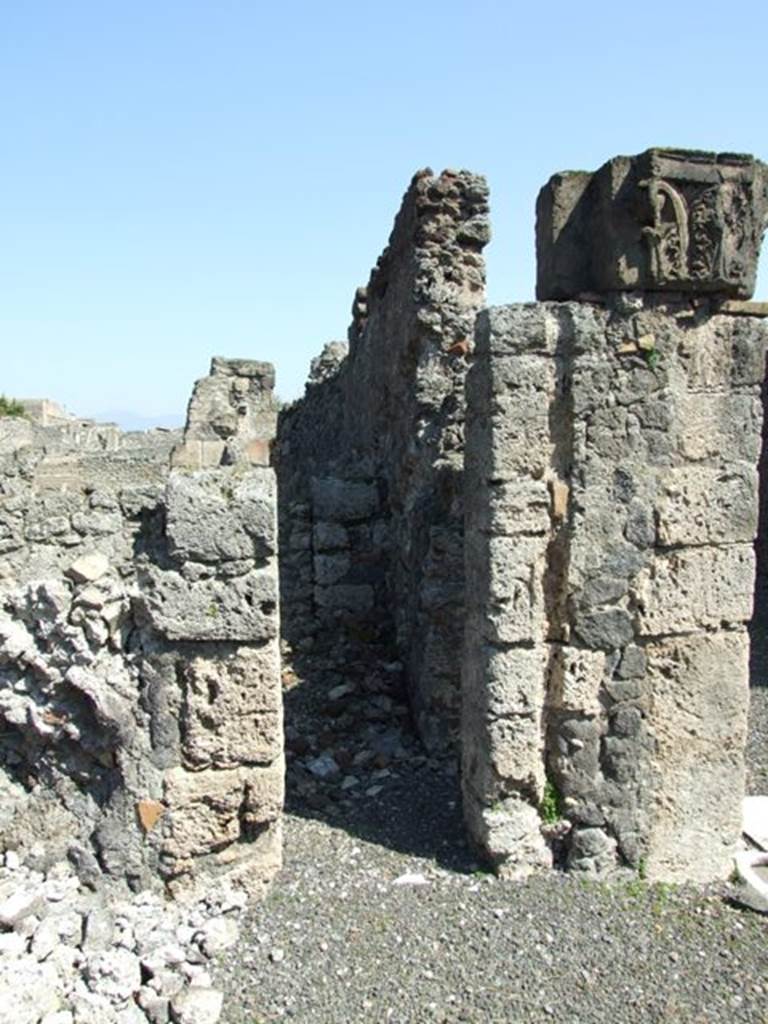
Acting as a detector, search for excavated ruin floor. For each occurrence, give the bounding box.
[215,652,768,1024]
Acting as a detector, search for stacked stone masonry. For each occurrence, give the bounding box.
[462,148,768,882]
[463,297,767,881]
[277,167,490,750]
[2,145,767,914]
[0,359,283,901]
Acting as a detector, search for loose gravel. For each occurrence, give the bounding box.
[215,663,768,1024]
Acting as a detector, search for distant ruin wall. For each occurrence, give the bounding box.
[0,360,283,899]
[278,168,489,749]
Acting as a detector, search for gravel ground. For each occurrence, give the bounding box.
[216,663,768,1024]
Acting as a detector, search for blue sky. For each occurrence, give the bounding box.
[2,1,767,427]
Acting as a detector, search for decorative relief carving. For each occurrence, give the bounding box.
[537,148,768,300]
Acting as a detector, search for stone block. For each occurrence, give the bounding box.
[178,360,277,460]
[537,149,768,300]
[547,645,606,715]
[142,565,278,642]
[312,522,349,551]
[240,761,285,827]
[462,703,545,802]
[656,463,757,546]
[180,644,282,769]
[462,793,551,879]
[463,641,548,719]
[643,631,748,882]
[210,357,275,384]
[170,439,226,469]
[243,438,271,465]
[162,767,244,862]
[313,583,374,613]
[535,172,594,300]
[66,552,110,583]
[678,315,768,389]
[477,304,565,358]
[162,760,282,883]
[310,477,379,522]
[633,544,754,635]
[313,552,350,585]
[677,393,763,463]
[478,479,551,536]
[483,535,548,643]
[476,411,554,481]
[165,468,276,564]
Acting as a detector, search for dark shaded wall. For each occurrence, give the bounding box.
[277,168,489,749]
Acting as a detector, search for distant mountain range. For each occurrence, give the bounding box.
[90,410,185,432]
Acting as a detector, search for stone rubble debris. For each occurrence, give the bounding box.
[0,849,239,1024]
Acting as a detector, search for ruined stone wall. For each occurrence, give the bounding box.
[463,147,768,883]
[0,359,283,900]
[278,169,489,748]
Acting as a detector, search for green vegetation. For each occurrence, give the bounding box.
[540,778,563,824]
[0,395,26,418]
[644,348,660,370]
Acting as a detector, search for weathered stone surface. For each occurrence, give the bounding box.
[547,646,606,716]
[312,521,349,551]
[463,290,768,882]
[66,551,110,583]
[0,959,62,1023]
[166,469,276,564]
[537,148,768,300]
[463,795,551,879]
[633,544,754,635]
[313,552,351,585]
[162,764,282,881]
[142,565,278,642]
[643,631,749,882]
[313,583,374,613]
[170,986,224,1024]
[655,463,757,546]
[172,358,277,469]
[84,948,142,1002]
[310,478,379,522]
[1,364,283,909]
[179,646,281,769]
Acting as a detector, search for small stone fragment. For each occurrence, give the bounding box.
[137,799,165,833]
[195,916,239,956]
[170,986,225,1024]
[66,552,110,583]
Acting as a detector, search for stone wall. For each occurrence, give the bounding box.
[0,358,283,900]
[463,148,768,883]
[278,168,490,749]
[3,146,765,899]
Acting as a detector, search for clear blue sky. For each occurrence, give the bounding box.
[2,1,767,427]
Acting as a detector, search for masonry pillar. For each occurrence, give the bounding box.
[463,148,768,882]
[140,358,283,898]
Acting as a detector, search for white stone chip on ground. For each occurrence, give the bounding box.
[743,795,768,850]
[392,872,429,886]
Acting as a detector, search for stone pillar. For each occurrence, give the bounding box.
[140,359,283,898]
[463,148,768,883]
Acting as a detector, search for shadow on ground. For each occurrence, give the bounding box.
[280,645,477,874]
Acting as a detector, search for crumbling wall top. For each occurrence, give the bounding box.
[172,357,278,470]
